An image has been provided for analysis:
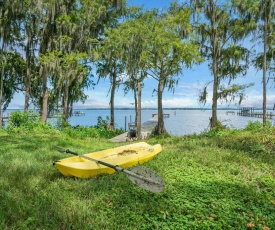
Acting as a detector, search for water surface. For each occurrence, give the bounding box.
[4,109,274,136]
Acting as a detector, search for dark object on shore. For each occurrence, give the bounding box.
[128,128,136,138]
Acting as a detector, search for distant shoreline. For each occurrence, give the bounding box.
[5,107,272,111]
[72,107,270,111]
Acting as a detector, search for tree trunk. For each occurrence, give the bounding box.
[41,67,48,122]
[24,68,30,112]
[63,84,70,122]
[137,82,141,139]
[24,30,32,112]
[211,16,218,128]
[109,72,116,128]
[262,14,267,125]
[134,84,137,126]
[211,57,218,128]
[156,77,166,134]
[0,63,4,128]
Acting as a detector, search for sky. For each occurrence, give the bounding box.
[7,0,275,110]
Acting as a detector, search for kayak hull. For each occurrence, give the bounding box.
[54,142,162,178]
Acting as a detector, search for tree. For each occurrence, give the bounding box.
[0,0,25,127]
[114,8,149,138]
[105,6,200,135]
[0,51,26,109]
[90,1,127,129]
[81,0,126,129]
[190,0,253,128]
[96,50,124,128]
[234,0,275,125]
[145,8,201,134]
[39,51,91,122]
[37,0,126,122]
[20,0,41,112]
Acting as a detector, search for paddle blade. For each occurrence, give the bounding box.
[55,146,66,153]
[126,166,165,193]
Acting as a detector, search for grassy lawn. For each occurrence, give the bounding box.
[0,125,275,229]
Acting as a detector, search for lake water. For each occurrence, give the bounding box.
[4,109,274,136]
[65,109,275,136]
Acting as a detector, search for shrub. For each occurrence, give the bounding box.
[61,125,124,139]
[244,120,273,131]
[95,116,110,129]
[7,110,40,130]
[6,110,58,135]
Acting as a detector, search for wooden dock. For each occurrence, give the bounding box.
[72,111,85,116]
[237,107,275,119]
[237,111,275,119]
[109,116,158,143]
[226,111,235,115]
[152,113,169,118]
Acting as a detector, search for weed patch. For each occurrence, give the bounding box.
[1,122,275,229]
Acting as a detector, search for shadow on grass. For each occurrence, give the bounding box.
[176,135,275,166]
[208,134,275,166]
[0,134,56,151]
[1,159,275,229]
[1,132,274,229]
[54,173,275,229]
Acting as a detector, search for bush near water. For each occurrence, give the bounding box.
[0,111,275,229]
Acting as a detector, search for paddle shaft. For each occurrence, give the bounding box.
[65,149,123,172]
[64,149,160,185]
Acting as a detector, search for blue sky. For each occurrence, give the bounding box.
[7,0,275,110]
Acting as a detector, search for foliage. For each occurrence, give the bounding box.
[244,120,272,131]
[0,51,26,110]
[5,110,58,135]
[95,116,110,129]
[61,125,123,139]
[95,43,124,128]
[199,120,275,155]
[200,119,229,137]
[7,110,39,128]
[39,50,92,121]
[218,83,254,105]
[61,116,123,139]
[6,111,123,138]
[0,123,275,229]
[191,0,253,128]
[233,0,275,124]
[0,0,127,123]
[134,7,201,134]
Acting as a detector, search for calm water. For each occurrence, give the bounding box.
[66,109,275,136]
[4,109,274,136]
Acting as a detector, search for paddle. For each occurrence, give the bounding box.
[54,147,165,193]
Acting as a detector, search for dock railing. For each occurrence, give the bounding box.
[237,107,275,119]
[152,113,170,118]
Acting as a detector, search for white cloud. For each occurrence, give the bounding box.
[174,93,196,97]
[178,83,205,91]
[6,61,275,110]
[162,97,199,108]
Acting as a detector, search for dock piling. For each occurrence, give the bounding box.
[237,107,275,119]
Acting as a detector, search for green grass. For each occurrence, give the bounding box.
[0,125,275,229]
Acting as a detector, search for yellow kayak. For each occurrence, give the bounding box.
[54,142,162,178]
